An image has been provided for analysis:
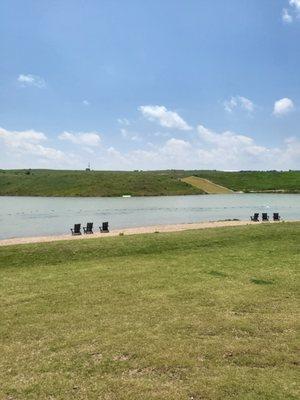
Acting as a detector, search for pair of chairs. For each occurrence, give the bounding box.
[70,222,109,235]
[250,213,281,222]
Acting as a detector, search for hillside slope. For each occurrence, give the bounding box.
[184,170,300,193]
[0,170,204,197]
[0,169,299,196]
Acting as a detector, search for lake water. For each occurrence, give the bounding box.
[0,194,299,240]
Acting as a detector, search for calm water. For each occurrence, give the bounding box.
[0,194,299,240]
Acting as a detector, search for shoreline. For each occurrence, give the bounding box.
[0,220,290,247]
[0,191,300,198]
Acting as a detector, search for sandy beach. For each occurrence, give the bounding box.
[0,219,286,247]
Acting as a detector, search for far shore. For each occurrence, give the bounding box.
[1,170,299,197]
[1,191,300,198]
[0,219,292,247]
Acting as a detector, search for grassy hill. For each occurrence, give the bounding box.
[185,170,300,193]
[0,169,203,197]
[0,223,299,399]
[0,169,299,196]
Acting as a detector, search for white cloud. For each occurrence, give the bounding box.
[239,96,255,112]
[120,128,141,142]
[161,138,191,158]
[197,125,268,167]
[290,0,300,10]
[197,125,267,154]
[139,105,192,130]
[98,125,300,170]
[281,136,300,164]
[105,146,130,166]
[1,122,299,170]
[120,129,128,138]
[17,74,46,88]
[282,8,293,23]
[273,98,294,116]
[104,138,193,169]
[224,97,237,113]
[282,1,300,24]
[0,128,47,145]
[198,125,253,147]
[82,100,90,106]
[0,127,65,161]
[196,124,299,169]
[224,96,254,113]
[117,118,130,126]
[59,131,101,146]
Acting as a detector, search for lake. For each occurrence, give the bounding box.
[0,194,299,240]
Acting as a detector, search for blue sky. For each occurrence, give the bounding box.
[0,0,299,170]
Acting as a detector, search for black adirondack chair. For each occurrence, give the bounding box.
[71,223,81,235]
[273,213,281,221]
[250,213,259,222]
[100,222,109,233]
[83,222,93,234]
[262,213,269,222]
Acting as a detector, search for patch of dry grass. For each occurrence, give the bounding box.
[181,176,234,194]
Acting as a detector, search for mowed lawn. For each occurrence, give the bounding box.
[0,223,299,400]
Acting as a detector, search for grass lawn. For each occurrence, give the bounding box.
[0,223,299,399]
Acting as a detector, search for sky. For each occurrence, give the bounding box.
[0,0,299,171]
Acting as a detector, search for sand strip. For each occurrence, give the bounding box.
[0,220,288,247]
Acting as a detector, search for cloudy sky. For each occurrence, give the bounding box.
[0,0,299,170]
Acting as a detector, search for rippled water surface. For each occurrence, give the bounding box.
[0,194,299,239]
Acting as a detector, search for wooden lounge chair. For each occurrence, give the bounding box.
[250,213,259,222]
[100,222,109,233]
[262,213,269,222]
[83,222,93,234]
[71,223,81,235]
[273,213,281,221]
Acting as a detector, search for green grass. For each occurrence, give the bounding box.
[0,169,203,197]
[187,170,300,193]
[0,223,299,399]
[0,169,299,196]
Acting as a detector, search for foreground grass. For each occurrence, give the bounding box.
[0,223,299,399]
[0,169,299,196]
